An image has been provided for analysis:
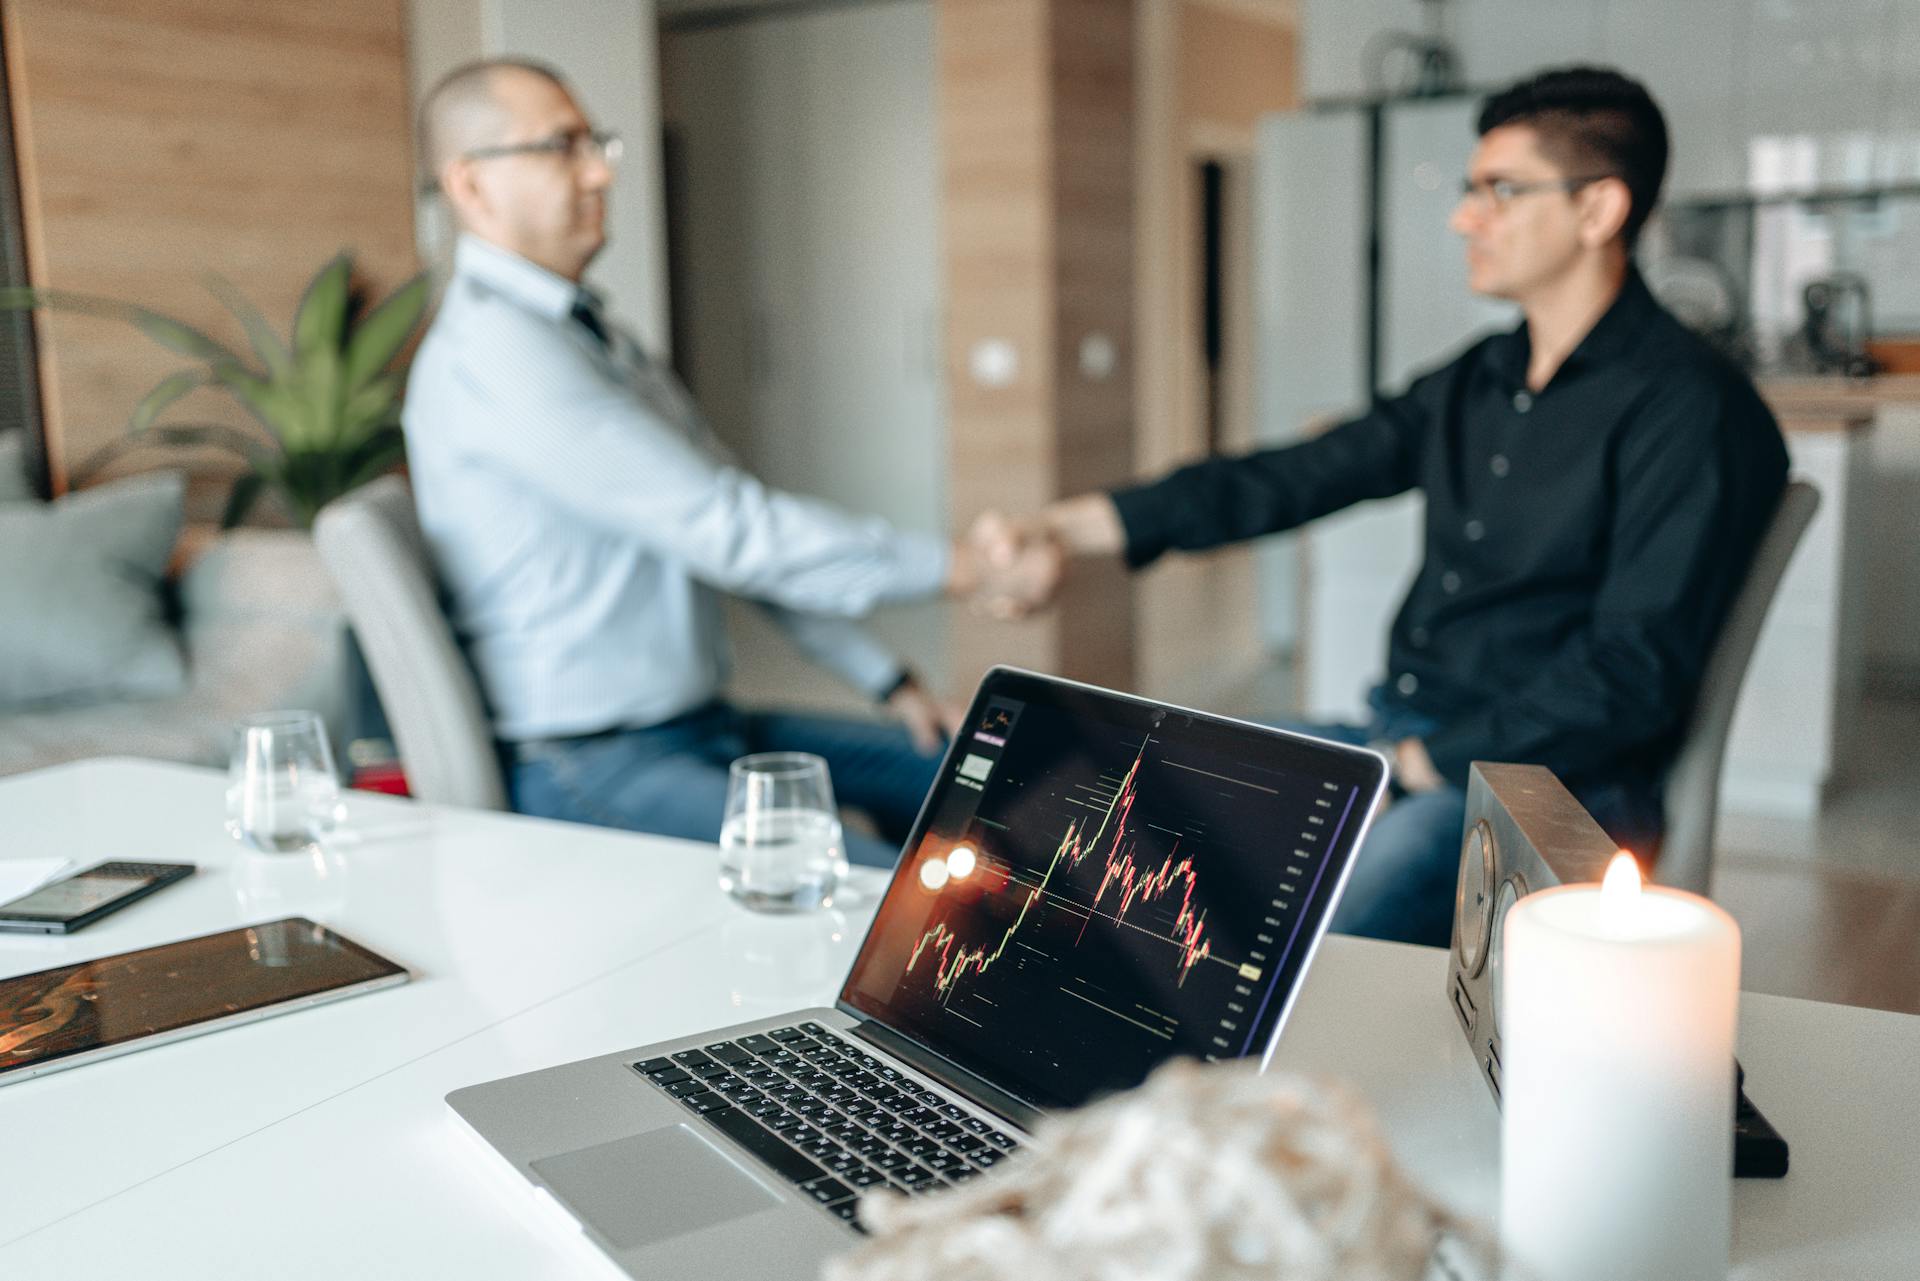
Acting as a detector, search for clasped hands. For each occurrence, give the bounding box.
[947,511,1066,620]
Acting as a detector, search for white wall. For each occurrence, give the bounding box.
[1300,0,1920,198]
[405,0,671,353]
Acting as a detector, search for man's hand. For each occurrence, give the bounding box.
[1393,738,1445,794]
[887,676,965,755]
[965,510,1065,619]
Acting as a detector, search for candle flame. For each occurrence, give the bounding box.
[1601,850,1642,901]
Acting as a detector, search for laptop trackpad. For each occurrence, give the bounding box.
[532,1124,780,1250]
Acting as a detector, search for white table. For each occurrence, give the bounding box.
[3,759,1917,1279]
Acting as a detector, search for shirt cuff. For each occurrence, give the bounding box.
[887,531,950,602]
[1107,483,1173,570]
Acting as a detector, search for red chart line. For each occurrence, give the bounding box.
[906,741,1216,999]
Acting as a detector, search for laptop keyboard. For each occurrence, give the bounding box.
[633,1021,1022,1230]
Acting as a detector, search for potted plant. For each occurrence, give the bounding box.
[2,252,428,526]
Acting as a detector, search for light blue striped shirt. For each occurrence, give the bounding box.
[403,236,948,740]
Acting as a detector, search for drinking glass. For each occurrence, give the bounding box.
[719,752,847,912]
[225,711,344,853]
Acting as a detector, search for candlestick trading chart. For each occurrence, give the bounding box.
[843,691,1366,1108]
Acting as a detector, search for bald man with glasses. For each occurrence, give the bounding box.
[403,60,1036,864]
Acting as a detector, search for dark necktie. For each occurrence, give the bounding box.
[570,298,611,350]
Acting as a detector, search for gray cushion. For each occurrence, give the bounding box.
[0,470,188,709]
[0,434,34,504]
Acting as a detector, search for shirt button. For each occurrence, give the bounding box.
[1465,519,1486,541]
[1396,673,1420,696]
[1441,571,1462,594]
[1410,626,1431,647]
[1513,390,1533,413]
[1490,454,1511,478]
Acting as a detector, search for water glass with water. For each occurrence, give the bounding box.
[226,711,344,853]
[719,752,846,912]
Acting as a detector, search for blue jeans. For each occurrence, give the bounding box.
[507,702,944,868]
[1283,703,1663,949]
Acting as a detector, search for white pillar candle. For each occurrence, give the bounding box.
[1500,853,1740,1281]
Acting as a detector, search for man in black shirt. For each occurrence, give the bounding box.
[980,66,1788,947]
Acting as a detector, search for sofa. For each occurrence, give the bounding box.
[0,433,355,778]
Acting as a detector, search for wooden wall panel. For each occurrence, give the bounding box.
[939,0,1136,692]
[4,0,417,506]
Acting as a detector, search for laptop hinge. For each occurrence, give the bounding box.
[843,1018,1044,1133]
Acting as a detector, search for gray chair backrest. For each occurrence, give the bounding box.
[1658,479,1820,896]
[313,476,507,811]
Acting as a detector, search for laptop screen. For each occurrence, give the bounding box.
[838,668,1387,1112]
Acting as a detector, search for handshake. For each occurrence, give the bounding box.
[944,494,1126,620]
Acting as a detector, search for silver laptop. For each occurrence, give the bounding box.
[447,668,1388,1278]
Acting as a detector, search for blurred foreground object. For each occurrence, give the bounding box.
[826,1060,1493,1281]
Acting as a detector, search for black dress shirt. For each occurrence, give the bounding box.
[1110,270,1789,793]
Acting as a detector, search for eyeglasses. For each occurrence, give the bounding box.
[462,129,623,169]
[1458,174,1607,211]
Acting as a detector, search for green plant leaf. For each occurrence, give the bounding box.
[340,371,401,440]
[341,272,429,391]
[127,306,247,365]
[338,428,406,494]
[65,421,268,487]
[208,362,301,443]
[0,285,247,367]
[220,472,266,530]
[293,254,354,370]
[205,274,292,381]
[128,369,209,433]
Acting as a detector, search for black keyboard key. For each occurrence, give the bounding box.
[771,1026,805,1043]
[971,1148,1007,1168]
[748,1099,786,1120]
[830,1200,866,1230]
[802,1139,844,1160]
[895,1165,938,1190]
[846,1167,888,1189]
[958,1116,991,1135]
[825,1151,864,1174]
[985,1130,1019,1150]
[770,1114,809,1135]
[664,1077,707,1099]
[946,1163,980,1182]
[705,1106,828,1185]
[870,1151,912,1173]
[680,1091,729,1114]
[801,1177,855,1206]
[852,1136,893,1158]
[825,1122,864,1143]
[800,1021,829,1037]
[951,1135,988,1155]
[902,1107,941,1127]
[643,1066,691,1086]
[744,1068,783,1085]
[691,1062,730,1080]
[902,1138,942,1159]
[671,1050,713,1069]
[636,1057,674,1076]
[926,1121,966,1141]
[702,1041,753,1065]
[922,1152,966,1174]
[740,1034,780,1055]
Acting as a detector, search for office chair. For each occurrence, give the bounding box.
[1656,479,1821,896]
[313,476,508,811]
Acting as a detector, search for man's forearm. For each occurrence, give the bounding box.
[1042,493,1126,558]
